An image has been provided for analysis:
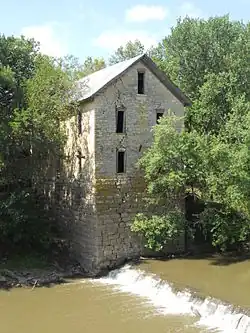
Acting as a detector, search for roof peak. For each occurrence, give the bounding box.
[78,53,145,83]
[76,53,191,106]
[76,54,146,101]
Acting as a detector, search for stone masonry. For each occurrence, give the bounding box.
[60,57,187,275]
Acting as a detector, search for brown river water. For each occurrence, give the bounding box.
[1,256,250,333]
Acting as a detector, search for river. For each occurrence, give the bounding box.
[1,256,250,333]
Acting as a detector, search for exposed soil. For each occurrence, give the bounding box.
[0,262,85,290]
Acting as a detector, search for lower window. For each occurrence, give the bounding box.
[117,150,125,173]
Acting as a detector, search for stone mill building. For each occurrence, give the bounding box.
[60,54,191,275]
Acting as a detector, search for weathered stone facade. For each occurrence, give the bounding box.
[61,59,186,275]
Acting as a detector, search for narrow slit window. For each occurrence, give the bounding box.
[77,110,82,135]
[117,150,125,173]
[116,110,125,133]
[138,72,144,94]
[56,156,61,179]
[77,150,82,173]
[156,112,164,123]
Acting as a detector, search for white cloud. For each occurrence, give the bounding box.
[93,30,158,50]
[20,23,67,57]
[125,5,168,22]
[179,2,203,18]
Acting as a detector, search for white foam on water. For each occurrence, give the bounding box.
[93,265,250,333]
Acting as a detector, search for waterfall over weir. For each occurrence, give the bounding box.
[94,265,250,333]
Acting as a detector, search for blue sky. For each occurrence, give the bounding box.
[1,0,249,61]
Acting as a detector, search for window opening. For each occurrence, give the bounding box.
[138,72,144,94]
[117,150,125,173]
[116,110,125,133]
[77,110,82,135]
[156,112,164,123]
[77,150,82,173]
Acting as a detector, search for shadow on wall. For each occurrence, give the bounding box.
[39,114,96,267]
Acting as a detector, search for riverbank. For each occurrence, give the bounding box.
[0,265,85,290]
[0,252,183,290]
[0,253,86,290]
[1,250,250,291]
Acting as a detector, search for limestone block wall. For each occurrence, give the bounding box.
[57,101,100,273]
[92,60,186,271]
[94,174,146,271]
[94,61,184,178]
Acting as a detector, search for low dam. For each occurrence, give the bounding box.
[1,256,250,333]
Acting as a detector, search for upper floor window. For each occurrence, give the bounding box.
[77,110,82,135]
[116,108,125,133]
[138,71,145,94]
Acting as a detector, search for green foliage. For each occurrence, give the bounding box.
[0,189,56,251]
[22,55,74,139]
[81,56,106,76]
[0,34,39,83]
[2,54,76,185]
[132,211,185,251]
[0,35,39,174]
[200,208,250,251]
[57,54,86,80]
[152,16,250,133]
[139,115,209,207]
[132,16,250,253]
[109,40,145,65]
[153,16,247,99]
[133,113,250,252]
[0,34,78,255]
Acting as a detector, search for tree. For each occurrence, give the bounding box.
[132,115,206,251]
[153,16,246,99]
[0,34,78,253]
[132,16,250,252]
[0,35,39,184]
[81,56,106,76]
[58,54,86,80]
[132,114,250,252]
[109,40,145,65]
[152,16,250,133]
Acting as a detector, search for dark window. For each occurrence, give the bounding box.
[77,110,82,135]
[116,110,125,133]
[156,112,164,123]
[56,156,61,179]
[117,150,125,173]
[138,72,144,94]
[77,150,82,173]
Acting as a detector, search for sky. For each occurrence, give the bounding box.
[1,0,250,61]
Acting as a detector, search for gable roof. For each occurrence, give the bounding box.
[76,54,191,106]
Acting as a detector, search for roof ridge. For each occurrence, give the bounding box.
[78,53,144,83]
[76,53,191,106]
